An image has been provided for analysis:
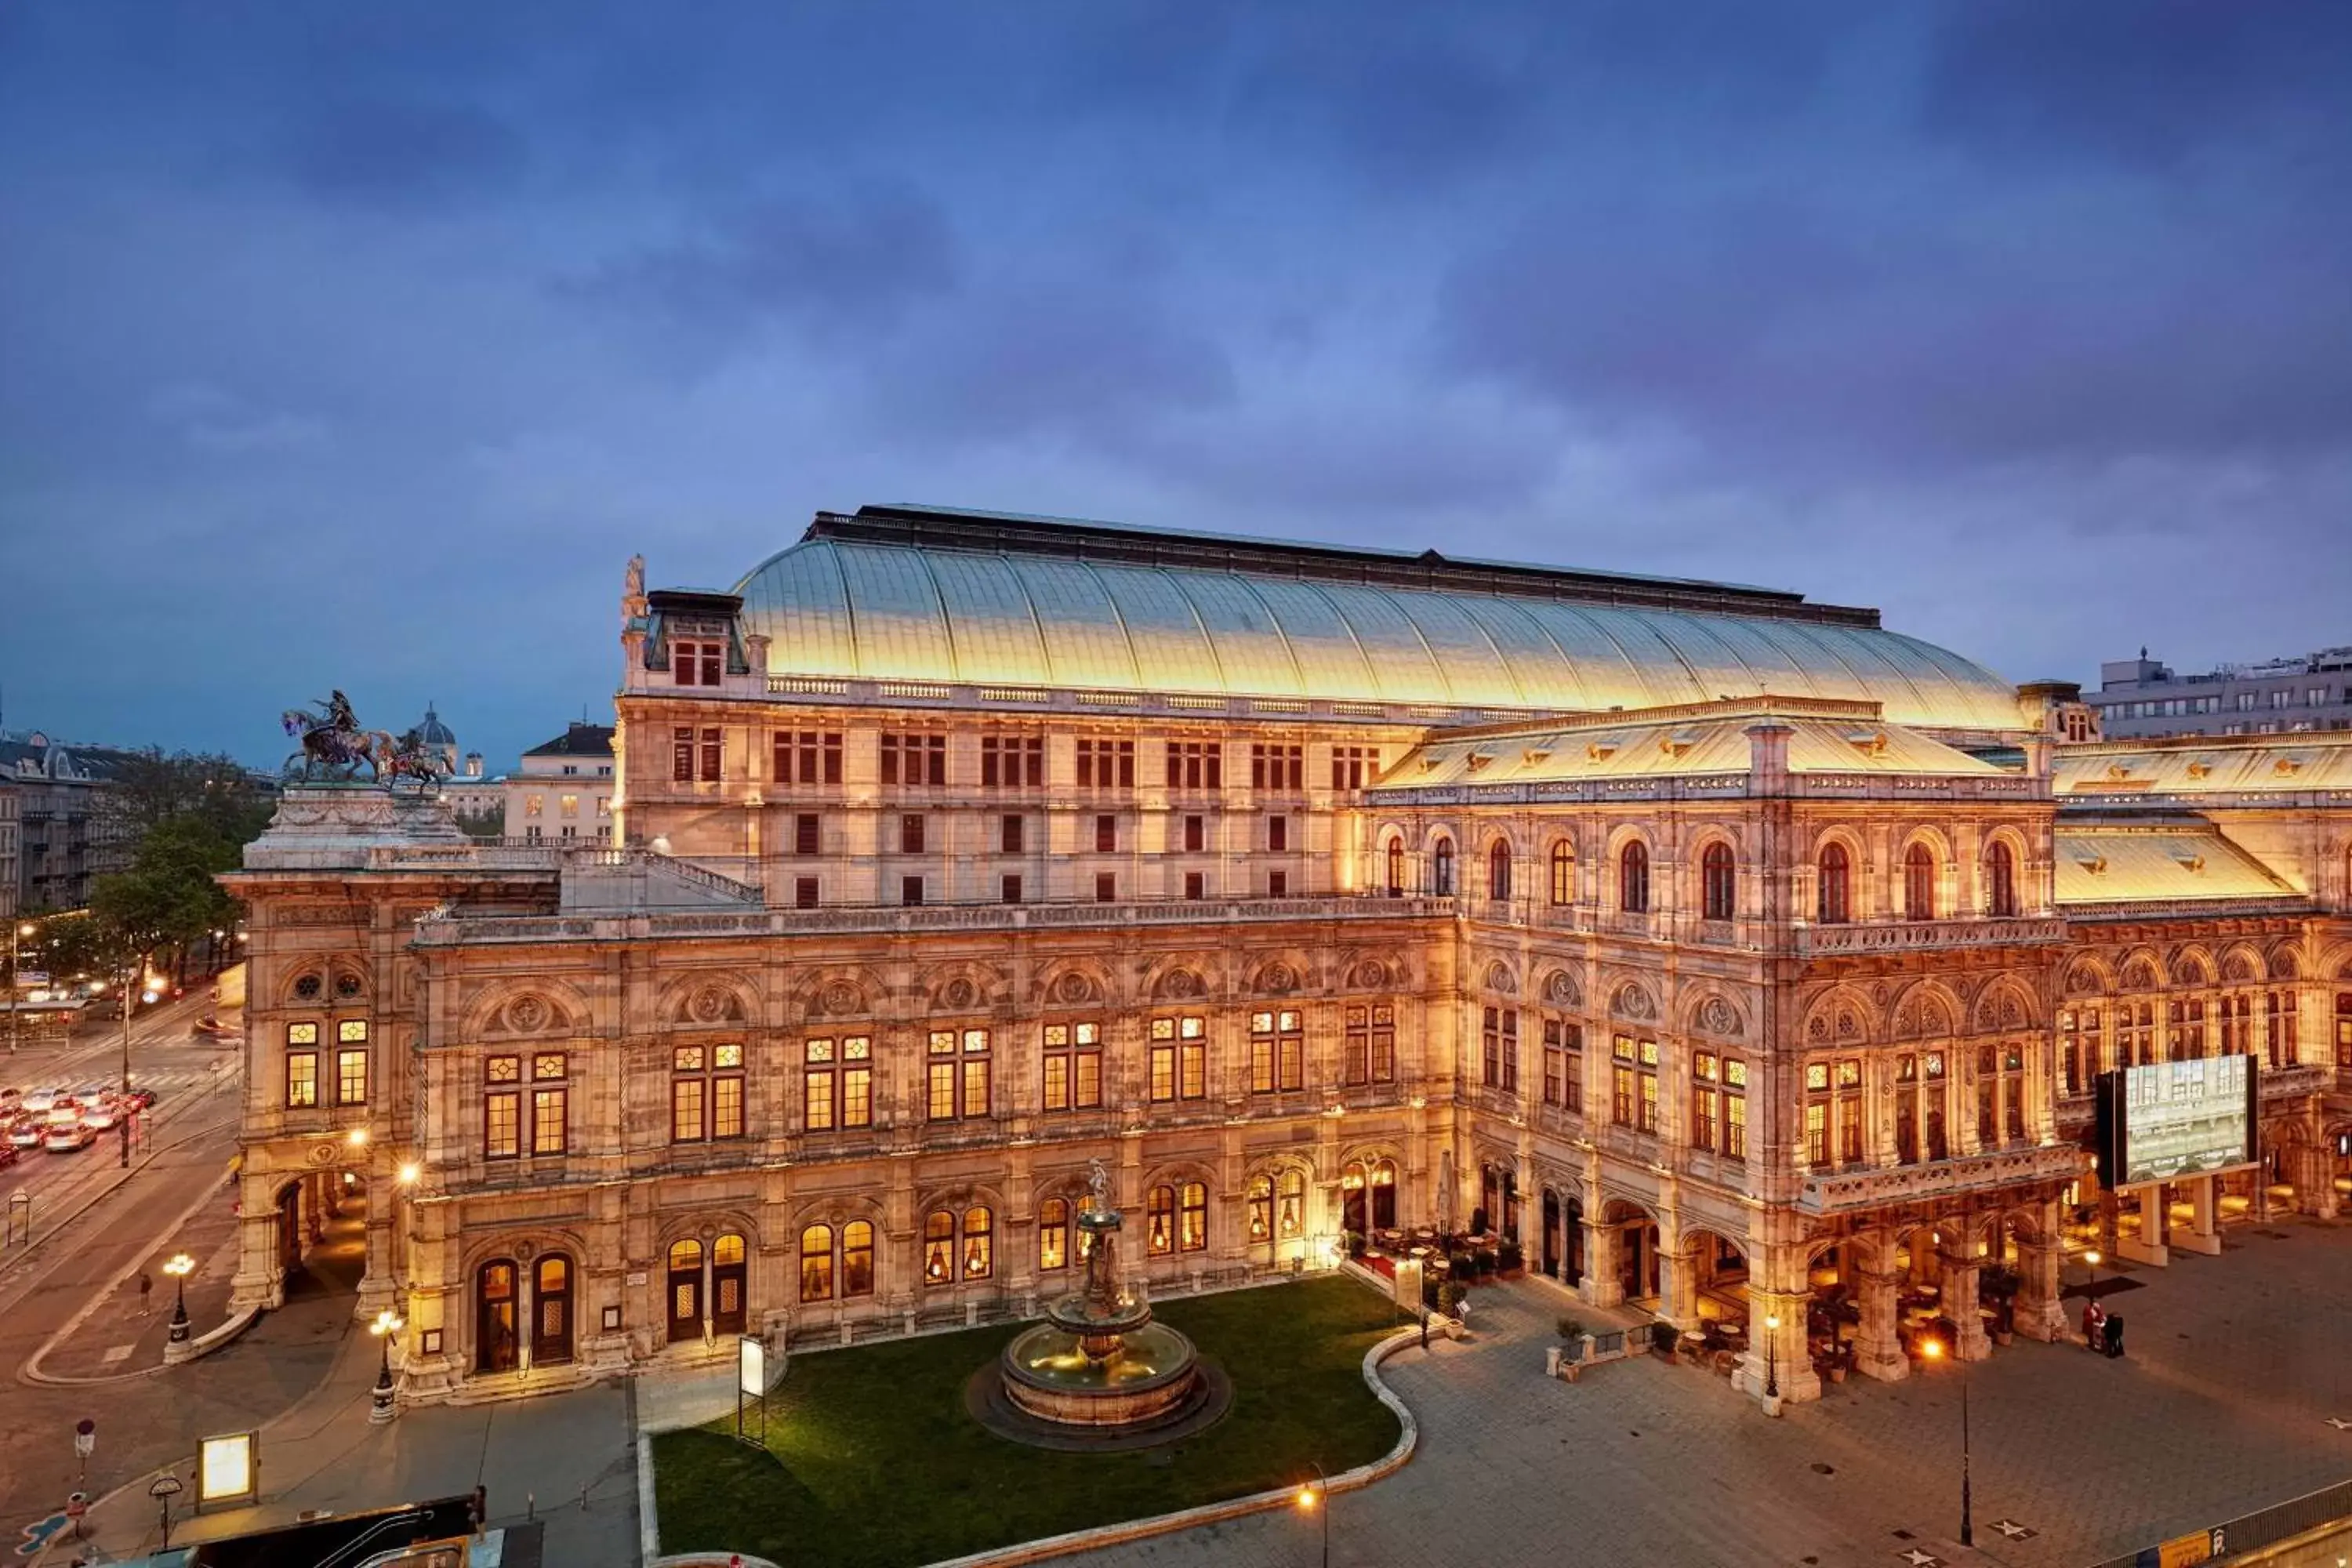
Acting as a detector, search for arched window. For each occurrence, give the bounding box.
[1987,840,2017,917]
[476,1258,518,1374]
[1619,840,1650,913]
[1433,838,1455,897]
[1038,1198,1069,1271]
[842,1220,874,1297]
[1247,1174,1273,1242]
[665,1239,703,1344]
[923,1210,954,1283]
[1147,1185,1176,1256]
[961,1207,993,1279]
[534,1252,573,1367]
[1277,1168,1305,1238]
[1818,842,1850,924]
[1700,841,1736,922]
[1904,843,1936,920]
[1549,840,1575,906]
[1180,1181,1208,1251]
[1370,1158,1398,1229]
[1488,840,1512,902]
[1385,838,1404,897]
[800,1224,834,1302]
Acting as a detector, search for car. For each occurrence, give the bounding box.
[5,1118,42,1149]
[0,1142,18,1170]
[22,1087,65,1114]
[82,1101,119,1131]
[127,1087,159,1109]
[71,1083,111,1107]
[43,1120,96,1153]
[0,1087,21,1112]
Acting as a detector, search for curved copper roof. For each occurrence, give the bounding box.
[731,516,2024,731]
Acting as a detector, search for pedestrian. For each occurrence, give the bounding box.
[2082,1298,2103,1352]
[136,1271,153,1317]
[1418,1307,1429,1352]
[2103,1311,2125,1359]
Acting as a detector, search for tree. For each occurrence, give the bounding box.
[96,749,273,845]
[89,815,250,984]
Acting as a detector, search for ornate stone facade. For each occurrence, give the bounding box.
[222,507,2352,1410]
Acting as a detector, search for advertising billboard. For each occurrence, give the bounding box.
[2095,1054,2258,1189]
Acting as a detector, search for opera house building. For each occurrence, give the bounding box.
[221,503,2352,1407]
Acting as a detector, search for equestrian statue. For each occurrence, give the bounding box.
[280,691,449,787]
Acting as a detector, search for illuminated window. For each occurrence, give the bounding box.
[927,1029,991,1121]
[1039,1199,1069,1271]
[1549,840,1575,906]
[335,1048,368,1106]
[285,1047,318,1109]
[1180,1181,1208,1252]
[1043,1022,1104,1112]
[962,1206,993,1279]
[1247,1175,1272,1242]
[800,1224,834,1302]
[1343,1004,1395,1086]
[1148,1015,1206,1102]
[1248,1010,1303,1094]
[671,1042,746,1142]
[1277,1168,1305,1238]
[1147,1185,1176,1256]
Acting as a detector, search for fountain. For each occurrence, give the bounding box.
[982,1160,1225,1445]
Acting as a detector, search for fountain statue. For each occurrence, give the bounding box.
[993,1158,1212,1436]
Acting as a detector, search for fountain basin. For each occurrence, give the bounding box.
[999,1321,1202,1428]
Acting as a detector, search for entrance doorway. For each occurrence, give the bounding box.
[275,1182,303,1283]
[666,1239,704,1343]
[1541,1189,1560,1277]
[532,1254,574,1367]
[712,1233,748,1336]
[477,1259,520,1374]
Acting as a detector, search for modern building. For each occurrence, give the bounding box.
[220,505,2352,1414]
[502,723,615,842]
[0,731,141,913]
[2089,647,2352,740]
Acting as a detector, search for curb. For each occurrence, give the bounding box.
[0,1095,239,1292]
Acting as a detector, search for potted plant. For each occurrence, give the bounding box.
[1556,1314,1585,1345]
[1343,1229,1367,1260]
[1650,1320,1680,1361]
[1436,1281,1468,1335]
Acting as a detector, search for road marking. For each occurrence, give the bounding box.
[101,1344,136,1364]
[1991,1518,2038,1539]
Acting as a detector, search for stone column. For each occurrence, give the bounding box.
[228,1168,288,1315]
[1851,1266,1909,1382]
[2288,1144,2339,1218]
[1580,1221,1624,1309]
[1734,1286,1820,1406]
[1939,1247,1988,1361]
[2177,1174,2223,1256]
[1658,1241,1699,1330]
[356,1168,399,1319]
[2115,1185,2169,1267]
[2013,1231,2067,1342]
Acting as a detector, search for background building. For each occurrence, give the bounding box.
[503,722,615,841]
[0,730,141,913]
[220,506,2352,1415]
[2090,647,2352,740]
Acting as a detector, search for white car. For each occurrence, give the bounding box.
[22,1087,66,1114]
[6,1119,43,1149]
[81,1101,119,1131]
[44,1120,96,1152]
[71,1083,112,1108]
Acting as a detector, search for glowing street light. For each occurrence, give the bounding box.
[1294,1459,1329,1568]
[397,1161,421,1186]
[369,1308,406,1424]
[1765,1312,1782,1400]
[163,1253,197,1345]
[1921,1336,1973,1547]
[347,1127,368,1148]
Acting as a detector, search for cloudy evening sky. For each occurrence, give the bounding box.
[2,2,2347,768]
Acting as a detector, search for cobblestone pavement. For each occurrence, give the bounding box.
[1059,1219,2352,1568]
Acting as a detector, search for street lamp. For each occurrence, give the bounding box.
[397,1161,421,1186]
[1922,1337,1973,1547]
[1764,1312,1781,1400]
[1293,1460,1330,1568]
[369,1308,405,1425]
[2083,1248,2102,1302]
[148,1475,183,1551]
[6,920,34,1056]
[164,1253,196,1345]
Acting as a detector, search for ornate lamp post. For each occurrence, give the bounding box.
[2083,1248,2101,1301]
[1294,1460,1330,1568]
[1922,1338,1973,1547]
[7,920,33,1056]
[369,1308,406,1424]
[163,1253,195,1345]
[1764,1311,1781,1400]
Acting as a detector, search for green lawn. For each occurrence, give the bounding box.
[652,1275,1404,1567]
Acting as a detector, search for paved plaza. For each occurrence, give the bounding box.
[1061,1220,2352,1568]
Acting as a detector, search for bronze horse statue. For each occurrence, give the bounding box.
[280,692,448,787]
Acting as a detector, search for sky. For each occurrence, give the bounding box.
[2,2,2347,769]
